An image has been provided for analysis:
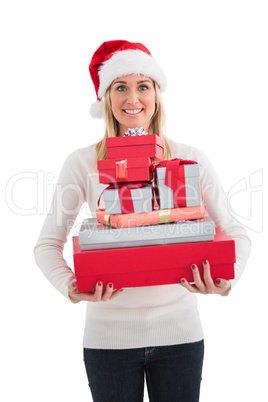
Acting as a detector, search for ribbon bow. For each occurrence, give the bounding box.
[124,127,148,137]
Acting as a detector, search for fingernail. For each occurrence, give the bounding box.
[191,264,196,270]
[120,289,124,292]
[203,260,208,265]
[109,283,113,288]
[180,278,186,283]
[98,281,102,286]
[215,279,221,285]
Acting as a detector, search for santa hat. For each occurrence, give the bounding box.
[89,40,167,118]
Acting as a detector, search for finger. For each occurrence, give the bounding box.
[93,281,103,302]
[215,279,231,296]
[101,283,114,301]
[215,278,229,287]
[202,260,216,293]
[110,288,124,299]
[68,279,77,292]
[191,264,207,294]
[180,278,199,293]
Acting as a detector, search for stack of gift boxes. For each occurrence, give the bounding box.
[72,129,236,292]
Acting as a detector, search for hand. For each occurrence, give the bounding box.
[180,260,231,296]
[68,280,124,304]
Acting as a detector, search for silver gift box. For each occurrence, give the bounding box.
[103,185,153,214]
[156,164,202,209]
[79,216,215,251]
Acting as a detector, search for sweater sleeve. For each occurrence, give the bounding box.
[196,148,251,288]
[33,150,87,299]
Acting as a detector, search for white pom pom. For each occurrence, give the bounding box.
[90,100,104,118]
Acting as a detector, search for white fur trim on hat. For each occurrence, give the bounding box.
[98,49,167,99]
[90,99,104,118]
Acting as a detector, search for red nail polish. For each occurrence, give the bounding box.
[215,279,221,285]
[109,283,113,288]
[191,264,196,270]
[180,278,186,283]
[98,281,102,286]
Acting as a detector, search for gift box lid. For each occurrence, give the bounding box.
[73,227,235,277]
[156,164,200,180]
[97,156,152,170]
[106,134,163,149]
[78,216,215,250]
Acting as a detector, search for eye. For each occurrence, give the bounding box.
[116,85,127,92]
[139,85,148,91]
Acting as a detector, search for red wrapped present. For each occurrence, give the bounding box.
[97,157,152,183]
[153,159,203,209]
[106,134,163,161]
[96,204,206,228]
[73,228,235,292]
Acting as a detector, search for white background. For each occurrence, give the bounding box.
[1,0,267,401]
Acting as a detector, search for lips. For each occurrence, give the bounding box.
[123,108,144,115]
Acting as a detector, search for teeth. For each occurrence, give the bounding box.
[124,108,143,114]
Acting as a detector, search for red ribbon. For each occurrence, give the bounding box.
[115,159,128,181]
[151,158,198,208]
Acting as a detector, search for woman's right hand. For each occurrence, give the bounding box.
[68,280,123,304]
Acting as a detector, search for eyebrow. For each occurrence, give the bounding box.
[112,80,127,85]
[137,80,152,84]
[112,79,152,86]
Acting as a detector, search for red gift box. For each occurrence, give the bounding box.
[106,134,163,161]
[97,157,152,183]
[73,228,235,292]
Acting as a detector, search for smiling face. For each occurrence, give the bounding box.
[109,74,157,136]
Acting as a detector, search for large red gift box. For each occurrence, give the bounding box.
[106,134,163,161]
[73,228,235,292]
[97,157,152,183]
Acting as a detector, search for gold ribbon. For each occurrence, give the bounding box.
[158,209,170,224]
[104,214,111,226]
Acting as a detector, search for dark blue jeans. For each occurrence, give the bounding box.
[83,340,204,402]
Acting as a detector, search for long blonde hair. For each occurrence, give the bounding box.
[95,82,174,164]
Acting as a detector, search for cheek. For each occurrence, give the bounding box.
[144,91,156,108]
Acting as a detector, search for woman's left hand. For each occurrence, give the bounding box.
[180,260,231,296]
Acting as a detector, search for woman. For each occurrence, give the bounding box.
[34,40,251,402]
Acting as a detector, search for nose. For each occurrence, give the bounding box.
[126,88,139,104]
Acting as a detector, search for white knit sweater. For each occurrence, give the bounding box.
[33,140,251,349]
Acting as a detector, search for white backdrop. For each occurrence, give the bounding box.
[1,1,267,401]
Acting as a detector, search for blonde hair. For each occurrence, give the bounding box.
[95,82,174,164]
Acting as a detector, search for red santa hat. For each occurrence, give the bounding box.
[89,40,167,118]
